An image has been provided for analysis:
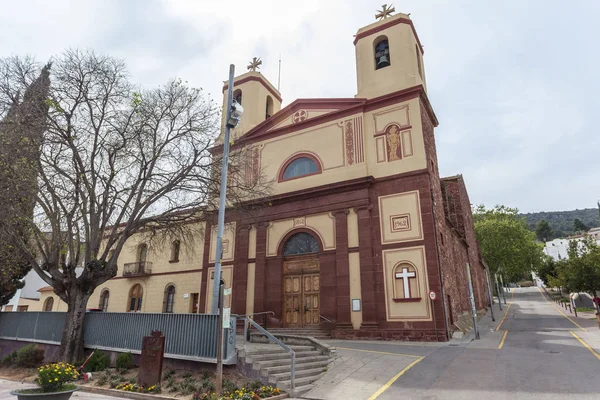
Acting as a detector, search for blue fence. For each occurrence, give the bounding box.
[0,312,236,364]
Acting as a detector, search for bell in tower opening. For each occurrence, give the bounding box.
[375,38,391,70]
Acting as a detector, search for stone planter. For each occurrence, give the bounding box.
[10,388,78,400]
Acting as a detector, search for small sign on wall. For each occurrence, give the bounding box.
[183,293,189,299]
[352,299,361,312]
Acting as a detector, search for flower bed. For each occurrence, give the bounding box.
[195,385,281,400]
[114,383,160,393]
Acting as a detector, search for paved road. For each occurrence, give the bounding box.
[309,287,600,400]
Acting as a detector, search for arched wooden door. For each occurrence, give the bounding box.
[282,232,321,328]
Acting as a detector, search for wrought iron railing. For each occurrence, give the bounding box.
[123,261,152,276]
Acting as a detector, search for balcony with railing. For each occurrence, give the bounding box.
[123,261,152,277]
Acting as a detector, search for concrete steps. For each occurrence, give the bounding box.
[267,328,331,339]
[238,342,331,398]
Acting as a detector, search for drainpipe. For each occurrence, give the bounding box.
[430,183,451,340]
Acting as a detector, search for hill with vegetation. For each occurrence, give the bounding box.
[520,208,600,238]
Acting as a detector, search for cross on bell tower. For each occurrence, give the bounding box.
[375,4,396,20]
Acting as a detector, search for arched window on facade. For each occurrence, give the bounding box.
[374,37,391,70]
[99,290,110,312]
[233,89,242,105]
[128,284,143,312]
[392,263,420,300]
[137,243,148,263]
[43,297,54,312]
[170,240,180,262]
[280,156,320,181]
[265,95,273,120]
[283,232,320,256]
[163,285,176,313]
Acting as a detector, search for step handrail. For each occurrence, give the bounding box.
[241,316,296,390]
[319,314,333,324]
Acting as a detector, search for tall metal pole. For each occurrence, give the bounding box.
[466,263,480,340]
[484,268,495,322]
[215,281,225,394]
[212,64,235,314]
[499,274,507,305]
[495,274,503,311]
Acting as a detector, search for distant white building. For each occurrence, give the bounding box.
[543,234,600,262]
[1,270,47,312]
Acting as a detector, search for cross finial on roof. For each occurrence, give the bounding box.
[247,57,262,72]
[375,4,396,20]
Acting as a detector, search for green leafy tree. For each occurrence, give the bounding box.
[535,255,558,286]
[574,218,590,233]
[474,205,544,282]
[561,237,600,304]
[535,219,554,242]
[0,60,50,306]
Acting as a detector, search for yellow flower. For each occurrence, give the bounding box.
[48,380,52,383]
[55,378,59,381]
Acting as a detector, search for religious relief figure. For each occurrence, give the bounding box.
[345,120,355,165]
[385,124,402,161]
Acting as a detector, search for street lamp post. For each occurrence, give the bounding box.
[211,64,243,314]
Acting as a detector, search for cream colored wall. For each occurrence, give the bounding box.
[113,222,206,278]
[204,266,233,313]
[355,14,426,99]
[246,263,256,316]
[270,109,340,130]
[221,72,282,142]
[348,252,363,329]
[39,292,67,312]
[378,190,424,244]
[18,297,40,311]
[88,271,202,313]
[382,246,431,321]
[209,222,236,263]
[248,226,257,259]
[267,213,336,256]
[364,98,427,178]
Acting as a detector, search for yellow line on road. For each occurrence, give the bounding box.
[570,331,600,361]
[538,287,588,332]
[498,330,509,349]
[495,290,515,331]
[336,347,421,358]
[368,356,424,400]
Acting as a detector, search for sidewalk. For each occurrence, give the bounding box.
[0,379,124,400]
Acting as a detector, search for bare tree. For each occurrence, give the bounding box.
[0,50,270,362]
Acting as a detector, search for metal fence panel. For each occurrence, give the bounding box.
[0,312,236,364]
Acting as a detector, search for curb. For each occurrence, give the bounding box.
[78,385,288,400]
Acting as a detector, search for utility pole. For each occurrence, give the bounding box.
[499,274,507,304]
[212,64,236,314]
[495,274,503,311]
[466,263,480,340]
[484,268,495,322]
[215,280,225,395]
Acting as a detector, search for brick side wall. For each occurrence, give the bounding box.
[419,102,488,331]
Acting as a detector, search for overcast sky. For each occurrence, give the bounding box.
[1,0,598,213]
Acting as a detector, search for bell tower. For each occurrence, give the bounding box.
[354,5,426,99]
[218,57,282,142]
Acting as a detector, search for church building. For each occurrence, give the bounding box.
[199,9,489,341]
[48,8,492,342]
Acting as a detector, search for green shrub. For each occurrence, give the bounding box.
[1,351,17,367]
[15,344,44,368]
[96,372,109,386]
[84,350,110,372]
[164,369,175,379]
[223,378,238,393]
[115,352,133,371]
[577,306,596,312]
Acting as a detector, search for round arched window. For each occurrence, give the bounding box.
[283,232,320,256]
[281,157,320,181]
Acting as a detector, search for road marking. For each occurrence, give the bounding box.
[336,346,421,358]
[538,287,588,332]
[570,331,600,361]
[368,356,423,400]
[495,290,515,331]
[498,330,509,349]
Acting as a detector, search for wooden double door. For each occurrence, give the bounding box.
[283,258,320,327]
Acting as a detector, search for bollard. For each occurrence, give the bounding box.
[568,304,572,313]
[596,313,600,329]
[574,308,578,317]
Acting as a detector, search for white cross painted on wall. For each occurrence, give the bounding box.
[395,267,416,298]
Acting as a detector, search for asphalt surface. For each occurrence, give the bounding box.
[326,287,600,400]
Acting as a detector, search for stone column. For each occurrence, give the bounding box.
[232,225,250,315]
[253,222,269,325]
[356,205,378,327]
[333,209,352,328]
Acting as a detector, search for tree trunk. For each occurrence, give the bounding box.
[59,289,91,363]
